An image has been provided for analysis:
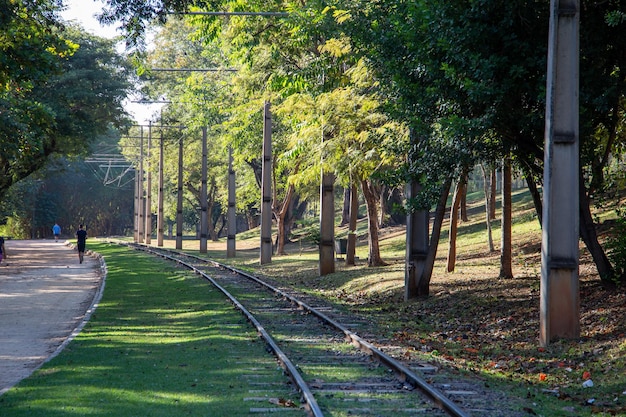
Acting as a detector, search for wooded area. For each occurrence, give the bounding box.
[2,0,626,292]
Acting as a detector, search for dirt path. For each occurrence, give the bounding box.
[0,240,103,395]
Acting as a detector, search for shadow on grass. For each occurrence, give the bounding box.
[0,243,300,417]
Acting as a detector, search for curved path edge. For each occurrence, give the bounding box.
[0,240,106,396]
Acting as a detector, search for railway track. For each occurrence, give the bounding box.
[121,242,472,417]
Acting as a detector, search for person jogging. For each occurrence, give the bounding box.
[75,225,87,264]
[0,236,6,266]
[52,223,61,242]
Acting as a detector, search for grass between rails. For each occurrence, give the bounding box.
[0,243,300,417]
[173,188,626,417]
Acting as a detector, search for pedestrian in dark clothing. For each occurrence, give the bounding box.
[0,236,6,265]
[76,225,87,264]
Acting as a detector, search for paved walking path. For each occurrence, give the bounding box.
[0,240,103,395]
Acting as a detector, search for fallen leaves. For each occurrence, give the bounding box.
[269,397,298,408]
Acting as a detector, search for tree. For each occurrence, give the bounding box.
[1,0,75,198]
[137,17,233,240]
[0,9,132,200]
[446,166,470,273]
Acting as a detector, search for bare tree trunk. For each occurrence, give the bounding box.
[246,208,258,230]
[490,167,497,220]
[208,179,219,241]
[480,164,495,252]
[340,186,350,226]
[378,183,387,227]
[417,177,453,296]
[361,178,387,266]
[446,179,463,272]
[521,164,543,227]
[579,171,615,284]
[274,183,295,256]
[500,155,513,278]
[460,171,469,222]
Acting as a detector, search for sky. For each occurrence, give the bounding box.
[60,0,162,124]
[61,0,117,39]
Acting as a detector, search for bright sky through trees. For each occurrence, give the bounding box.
[61,0,160,124]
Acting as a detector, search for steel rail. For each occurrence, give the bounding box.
[122,242,469,417]
[130,244,324,417]
[214,262,470,417]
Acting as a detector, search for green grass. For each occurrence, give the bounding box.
[6,186,621,416]
[0,243,300,416]
[178,187,626,416]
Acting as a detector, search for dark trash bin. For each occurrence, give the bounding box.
[335,238,347,255]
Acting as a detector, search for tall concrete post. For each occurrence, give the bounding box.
[200,127,208,254]
[260,102,273,264]
[540,0,580,346]
[227,146,236,258]
[145,123,152,245]
[133,168,139,243]
[319,170,335,275]
[157,129,164,247]
[405,180,430,300]
[176,135,184,250]
[138,127,145,243]
[345,183,358,266]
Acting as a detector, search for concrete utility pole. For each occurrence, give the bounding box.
[319,171,335,275]
[134,168,139,242]
[145,123,152,244]
[405,180,430,300]
[540,0,580,346]
[138,127,145,243]
[157,128,164,247]
[319,119,335,276]
[345,183,358,266]
[176,135,184,250]
[227,146,236,258]
[200,127,208,254]
[260,102,273,264]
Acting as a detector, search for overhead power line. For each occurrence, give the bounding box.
[149,68,238,72]
[171,11,289,17]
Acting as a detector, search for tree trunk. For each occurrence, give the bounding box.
[274,183,295,256]
[490,167,497,220]
[246,207,258,230]
[500,155,514,279]
[579,171,615,283]
[378,183,387,227]
[361,178,387,266]
[275,214,287,255]
[389,187,405,225]
[522,166,543,227]
[346,183,358,266]
[417,177,453,296]
[446,179,463,272]
[208,179,219,241]
[460,171,469,222]
[480,164,495,252]
[340,186,350,226]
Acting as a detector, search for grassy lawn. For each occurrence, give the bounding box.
[0,243,300,417]
[172,187,626,417]
[3,186,624,416]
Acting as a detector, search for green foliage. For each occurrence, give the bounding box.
[0,7,132,200]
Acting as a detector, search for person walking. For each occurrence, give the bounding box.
[75,225,87,264]
[52,223,61,242]
[0,236,6,266]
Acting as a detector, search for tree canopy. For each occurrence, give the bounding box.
[0,1,133,200]
[86,0,626,280]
